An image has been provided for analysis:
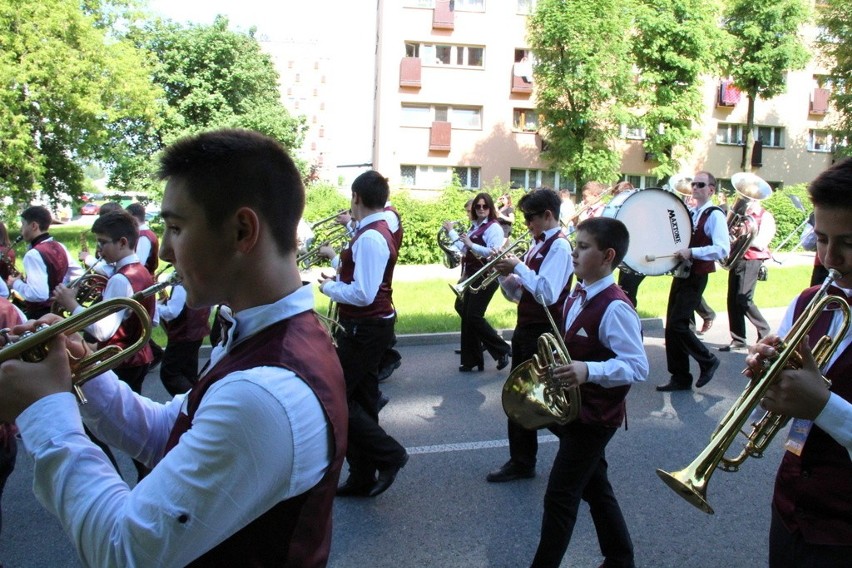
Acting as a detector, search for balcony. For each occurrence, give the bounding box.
[810,88,830,115]
[511,60,533,94]
[429,121,451,152]
[717,80,741,107]
[433,0,454,30]
[400,57,422,88]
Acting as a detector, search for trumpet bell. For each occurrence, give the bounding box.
[731,172,772,201]
[656,468,715,515]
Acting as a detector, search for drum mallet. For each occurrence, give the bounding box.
[644,254,677,262]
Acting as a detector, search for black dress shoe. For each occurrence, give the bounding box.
[378,393,390,411]
[696,355,720,388]
[486,461,535,483]
[336,475,376,497]
[459,364,484,372]
[718,341,747,353]
[656,380,691,392]
[454,348,462,354]
[369,453,409,497]
[496,352,511,371]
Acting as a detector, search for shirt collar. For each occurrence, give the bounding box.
[114,254,141,269]
[576,273,615,303]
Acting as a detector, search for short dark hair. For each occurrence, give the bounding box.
[469,192,497,222]
[576,217,629,268]
[92,210,139,249]
[157,128,304,253]
[126,202,146,223]
[21,206,52,231]
[809,158,852,210]
[98,202,123,216]
[351,170,389,209]
[518,187,561,219]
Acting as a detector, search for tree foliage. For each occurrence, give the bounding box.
[116,15,307,193]
[816,0,852,158]
[722,0,810,171]
[0,0,162,206]
[632,0,723,178]
[528,0,637,187]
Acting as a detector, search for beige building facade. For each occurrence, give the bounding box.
[371,0,836,195]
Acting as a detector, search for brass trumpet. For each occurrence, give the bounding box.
[502,294,580,428]
[0,235,23,279]
[0,275,179,404]
[449,230,530,298]
[298,221,350,271]
[656,269,850,514]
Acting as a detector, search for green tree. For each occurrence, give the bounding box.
[722,0,810,171]
[0,0,162,206]
[117,15,308,192]
[528,0,637,187]
[633,0,723,178]
[816,0,852,158]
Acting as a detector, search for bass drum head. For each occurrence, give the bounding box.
[601,188,692,276]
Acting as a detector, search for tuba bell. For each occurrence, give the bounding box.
[656,269,850,514]
[667,173,693,197]
[719,172,772,270]
[502,294,580,428]
[437,221,464,269]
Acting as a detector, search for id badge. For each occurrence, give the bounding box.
[784,418,813,457]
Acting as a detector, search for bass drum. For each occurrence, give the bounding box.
[600,188,693,276]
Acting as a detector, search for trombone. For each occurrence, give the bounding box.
[449,230,530,299]
[0,274,180,404]
[656,269,850,514]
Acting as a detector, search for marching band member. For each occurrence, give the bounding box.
[156,280,211,396]
[720,198,776,352]
[486,188,573,483]
[577,181,606,222]
[319,170,408,497]
[657,171,729,391]
[7,206,83,320]
[746,158,852,568]
[126,202,160,276]
[530,217,647,568]
[0,129,347,566]
[443,193,512,372]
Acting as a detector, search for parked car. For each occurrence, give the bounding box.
[80,202,100,215]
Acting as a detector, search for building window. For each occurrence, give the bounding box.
[401,103,482,129]
[408,43,486,68]
[400,165,417,186]
[400,165,465,190]
[808,129,833,153]
[717,123,744,146]
[405,0,435,7]
[517,0,537,14]
[620,124,646,140]
[455,0,485,11]
[510,169,572,190]
[621,174,659,189]
[756,126,784,148]
[454,167,481,189]
[513,108,538,132]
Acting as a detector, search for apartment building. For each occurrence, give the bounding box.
[372,0,836,195]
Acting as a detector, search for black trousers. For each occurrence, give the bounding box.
[769,506,852,568]
[0,428,17,538]
[531,421,634,568]
[506,323,551,469]
[335,317,406,481]
[454,279,510,368]
[665,272,716,385]
[160,339,202,396]
[617,271,645,308]
[727,259,770,344]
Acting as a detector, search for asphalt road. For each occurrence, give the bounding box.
[1,307,792,567]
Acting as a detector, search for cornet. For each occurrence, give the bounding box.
[656,269,850,514]
[0,274,180,404]
[449,230,530,298]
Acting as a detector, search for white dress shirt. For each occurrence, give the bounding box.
[447,219,505,258]
[12,237,83,302]
[16,284,331,567]
[690,202,730,262]
[321,211,392,309]
[500,227,574,305]
[777,286,852,457]
[563,274,649,388]
[135,223,153,266]
[73,255,143,342]
[157,283,186,323]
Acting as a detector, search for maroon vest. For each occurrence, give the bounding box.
[139,229,160,275]
[98,263,155,367]
[0,298,22,329]
[26,235,69,314]
[337,219,397,320]
[384,205,404,251]
[772,286,852,546]
[0,245,16,280]
[689,206,722,275]
[164,311,347,568]
[742,207,771,261]
[562,284,633,427]
[517,231,571,328]
[461,219,498,278]
[163,287,211,343]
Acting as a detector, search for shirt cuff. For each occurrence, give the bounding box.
[814,393,849,440]
[17,392,85,452]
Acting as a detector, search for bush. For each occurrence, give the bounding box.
[763,183,810,251]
